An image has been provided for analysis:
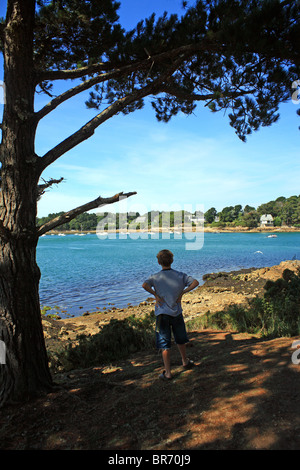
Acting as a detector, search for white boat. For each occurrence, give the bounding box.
[267,234,277,238]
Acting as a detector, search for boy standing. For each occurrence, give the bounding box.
[142,249,199,380]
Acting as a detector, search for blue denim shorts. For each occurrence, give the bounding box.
[155,314,189,350]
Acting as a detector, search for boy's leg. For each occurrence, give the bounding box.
[156,315,172,378]
[161,349,172,379]
[172,314,190,366]
[176,343,189,367]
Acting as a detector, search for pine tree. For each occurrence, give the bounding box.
[0,0,299,406]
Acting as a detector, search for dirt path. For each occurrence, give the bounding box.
[1,329,300,450]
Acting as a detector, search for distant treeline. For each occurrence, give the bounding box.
[205,195,300,228]
[36,210,187,231]
[36,211,140,231]
[37,195,300,231]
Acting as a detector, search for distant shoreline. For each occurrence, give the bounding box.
[45,225,300,235]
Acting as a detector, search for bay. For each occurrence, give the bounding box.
[36,231,300,318]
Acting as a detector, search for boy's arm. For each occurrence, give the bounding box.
[142,282,164,306]
[177,279,199,303]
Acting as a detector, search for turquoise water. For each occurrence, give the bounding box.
[37,232,300,317]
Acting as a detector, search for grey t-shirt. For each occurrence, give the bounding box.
[145,268,195,317]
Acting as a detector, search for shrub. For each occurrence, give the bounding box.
[187,268,300,339]
[52,312,155,371]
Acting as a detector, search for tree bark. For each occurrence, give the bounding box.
[0,237,53,405]
[0,0,53,406]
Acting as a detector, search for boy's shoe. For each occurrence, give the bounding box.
[159,370,173,381]
[183,359,195,369]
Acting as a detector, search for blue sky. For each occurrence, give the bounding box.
[0,1,299,217]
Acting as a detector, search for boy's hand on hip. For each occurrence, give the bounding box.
[155,295,164,306]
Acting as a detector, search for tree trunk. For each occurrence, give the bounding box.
[0,237,53,405]
[0,0,53,406]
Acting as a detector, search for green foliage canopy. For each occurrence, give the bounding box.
[28,0,300,142]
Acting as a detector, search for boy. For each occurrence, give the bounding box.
[142,249,199,380]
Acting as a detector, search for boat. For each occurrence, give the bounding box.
[267,234,277,238]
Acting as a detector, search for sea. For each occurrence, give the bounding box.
[37,231,300,318]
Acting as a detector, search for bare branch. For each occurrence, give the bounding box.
[37,191,137,236]
[37,177,64,200]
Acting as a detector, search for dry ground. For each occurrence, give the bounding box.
[1,260,300,451]
[1,331,300,450]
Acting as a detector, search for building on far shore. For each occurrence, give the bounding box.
[260,214,274,227]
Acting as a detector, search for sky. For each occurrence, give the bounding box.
[0,0,299,217]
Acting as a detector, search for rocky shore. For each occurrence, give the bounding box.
[42,259,300,356]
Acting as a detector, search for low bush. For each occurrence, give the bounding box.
[187,268,300,339]
[51,312,155,371]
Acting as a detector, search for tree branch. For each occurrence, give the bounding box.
[35,43,209,83]
[160,83,257,102]
[34,43,218,123]
[37,89,150,173]
[36,62,110,82]
[37,191,137,236]
[37,177,64,200]
[37,59,182,173]
[35,62,155,122]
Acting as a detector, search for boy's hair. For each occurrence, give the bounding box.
[157,249,174,267]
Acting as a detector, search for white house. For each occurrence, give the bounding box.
[260,214,274,227]
[187,211,204,224]
[133,216,147,224]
